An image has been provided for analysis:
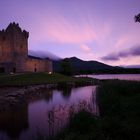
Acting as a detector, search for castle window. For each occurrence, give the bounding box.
[0,67,5,73]
[13,67,16,73]
[2,36,6,41]
[34,68,37,72]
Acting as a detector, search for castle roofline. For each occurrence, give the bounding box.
[6,22,21,31]
[0,22,29,38]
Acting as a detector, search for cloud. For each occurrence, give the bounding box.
[41,16,97,44]
[29,6,112,45]
[115,36,129,48]
[130,46,140,55]
[101,54,120,61]
[80,44,91,52]
[28,50,61,60]
[101,45,140,61]
[79,44,94,59]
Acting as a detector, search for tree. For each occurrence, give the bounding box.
[60,59,72,75]
[134,13,140,23]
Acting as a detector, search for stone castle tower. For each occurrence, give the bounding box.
[0,22,52,73]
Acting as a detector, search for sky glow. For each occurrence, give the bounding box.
[0,0,140,66]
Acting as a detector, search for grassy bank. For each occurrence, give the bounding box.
[97,80,140,140]
[0,73,97,86]
[50,80,140,140]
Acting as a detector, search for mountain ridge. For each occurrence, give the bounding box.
[53,56,117,73]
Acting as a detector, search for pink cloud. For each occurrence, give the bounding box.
[115,36,128,48]
[27,6,98,44]
[30,13,113,47]
[79,44,95,60]
[80,44,91,52]
[114,34,137,49]
[44,16,97,44]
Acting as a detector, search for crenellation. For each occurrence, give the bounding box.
[22,30,29,39]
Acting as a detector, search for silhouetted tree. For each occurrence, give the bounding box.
[61,59,72,75]
[135,13,140,23]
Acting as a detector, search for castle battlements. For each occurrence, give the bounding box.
[0,22,29,39]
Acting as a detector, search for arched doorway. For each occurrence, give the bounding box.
[34,68,37,72]
[13,67,16,73]
[0,67,5,73]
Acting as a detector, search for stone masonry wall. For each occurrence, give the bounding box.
[25,58,52,72]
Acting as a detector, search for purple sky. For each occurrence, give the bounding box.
[0,0,140,66]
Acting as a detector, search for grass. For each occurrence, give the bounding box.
[49,80,140,140]
[0,72,97,86]
[97,80,140,140]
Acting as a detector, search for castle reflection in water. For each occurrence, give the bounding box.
[0,86,98,140]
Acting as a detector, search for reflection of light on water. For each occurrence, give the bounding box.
[47,101,93,137]
[46,87,98,138]
[0,86,98,140]
[76,74,140,81]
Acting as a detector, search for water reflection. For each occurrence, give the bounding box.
[77,74,140,81]
[60,87,72,99]
[0,106,28,139]
[0,86,97,140]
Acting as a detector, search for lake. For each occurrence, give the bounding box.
[0,86,98,140]
[77,74,140,81]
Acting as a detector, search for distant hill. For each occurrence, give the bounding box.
[53,57,117,73]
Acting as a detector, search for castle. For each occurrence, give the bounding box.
[0,22,52,73]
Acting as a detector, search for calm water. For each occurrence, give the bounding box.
[0,86,97,140]
[78,74,140,81]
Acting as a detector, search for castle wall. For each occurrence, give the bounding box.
[45,60,53,73]
[25,58,52,73]
[0,62,16,73]
[0,31,13,62]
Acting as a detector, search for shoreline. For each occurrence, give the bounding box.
[0,81,95,112]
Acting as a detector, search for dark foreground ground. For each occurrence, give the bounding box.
[49,80,140,140]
